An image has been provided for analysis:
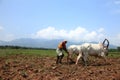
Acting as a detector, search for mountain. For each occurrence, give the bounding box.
[0,38,117,49]
[0,38,63,48]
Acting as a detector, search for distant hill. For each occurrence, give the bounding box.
[0,38,117,49]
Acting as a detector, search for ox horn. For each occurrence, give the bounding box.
[102,39,109,49]
[106,39,109,48]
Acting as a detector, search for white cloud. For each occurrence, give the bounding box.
[1,34,15,41]
[0,32,15,41]
[33,26,120,46]
[0,26,3,31]
[106,0,120,14]
[109,34,120,46]
[113,0,120,14]
[35,26,68,40]
[114,0,120,5]
[33,26,106,42]
[98,28,104,33]
[0,26,15,41]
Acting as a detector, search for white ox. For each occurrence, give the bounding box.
[67,45,82,63]
[75,39,109,65]
[67,39,109,65]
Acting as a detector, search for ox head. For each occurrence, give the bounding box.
[102,39,109,56]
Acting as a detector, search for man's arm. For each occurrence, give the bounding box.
[63,47,68,53]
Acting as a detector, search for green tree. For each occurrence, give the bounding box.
[117,47,120,51]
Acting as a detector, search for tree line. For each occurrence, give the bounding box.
[0,45,55,50]
[0,45,120,52]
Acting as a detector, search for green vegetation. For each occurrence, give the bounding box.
[0,45,120,58]
[108,52,120,58]
[0,48,56,57]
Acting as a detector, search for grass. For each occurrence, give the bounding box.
[0,49,56,57]
[0,48,120,58]
[108,52,120,58]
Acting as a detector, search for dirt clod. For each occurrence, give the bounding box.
[0,55,120,80]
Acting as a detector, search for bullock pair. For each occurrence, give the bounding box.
[67,39,109,66]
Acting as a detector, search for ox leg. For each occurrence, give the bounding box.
[67,53,70,64]
[67,53,74,64]
[103,57,107,63]
[75,53,82,65]
[82,53,88,66]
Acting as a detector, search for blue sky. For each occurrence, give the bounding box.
[0,0,120,46]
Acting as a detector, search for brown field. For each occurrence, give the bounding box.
[0,54,120,80]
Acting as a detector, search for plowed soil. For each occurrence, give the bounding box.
[0,54,120,80]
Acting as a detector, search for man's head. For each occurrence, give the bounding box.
[63,40,67,43]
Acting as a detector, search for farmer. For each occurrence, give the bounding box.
[56,40,68,64]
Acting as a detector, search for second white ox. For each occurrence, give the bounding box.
[67,45,82,63]
[67,39,109,65]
